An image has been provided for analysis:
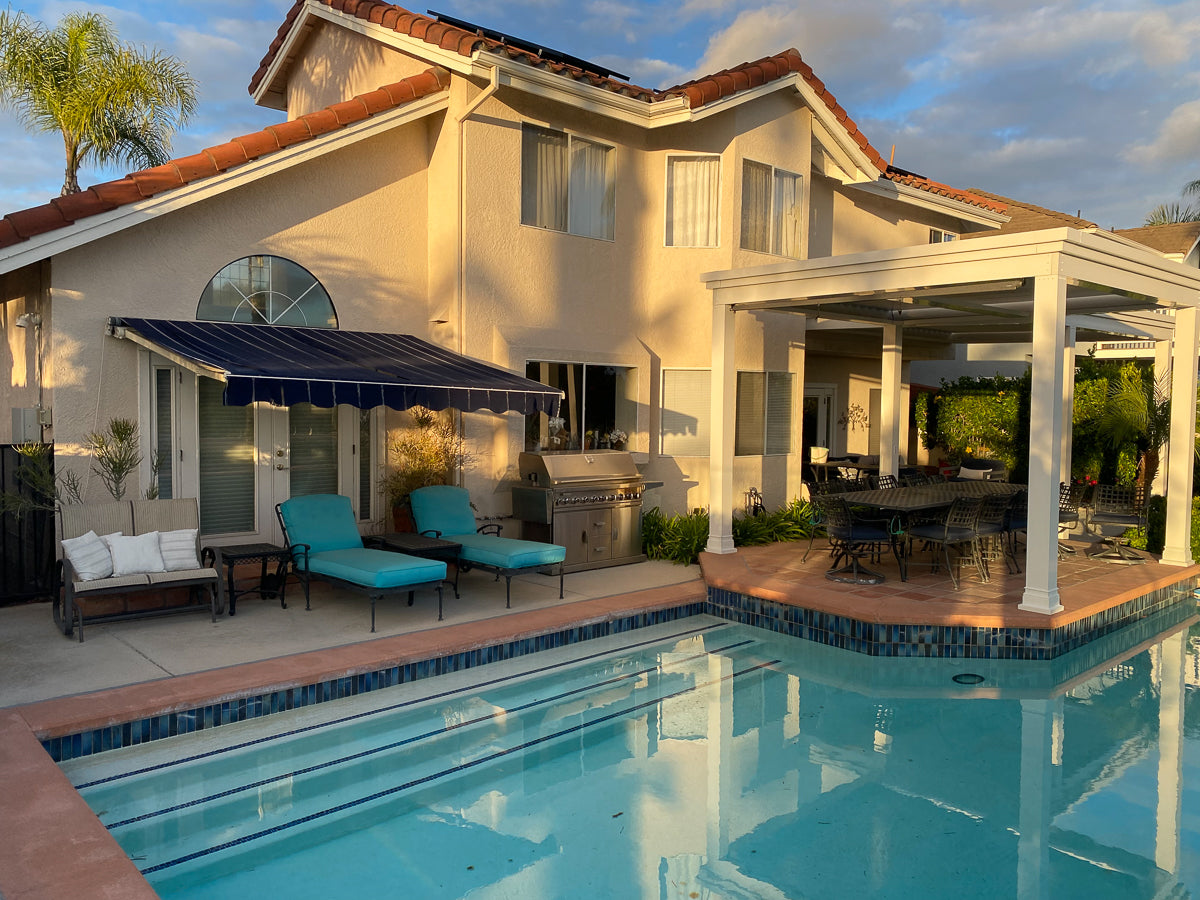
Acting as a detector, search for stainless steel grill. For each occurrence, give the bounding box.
[511,451,645,573]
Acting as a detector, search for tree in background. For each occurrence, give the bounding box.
[1144,178,1200,225]
[0,10,196,195]
[1099,362,1171,496]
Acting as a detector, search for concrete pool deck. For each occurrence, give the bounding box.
[3,542,1199,899]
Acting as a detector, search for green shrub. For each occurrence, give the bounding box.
[1127,495,1200,560]
[642,498,816,565]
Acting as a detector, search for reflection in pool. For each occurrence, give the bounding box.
[62,606,1200,899]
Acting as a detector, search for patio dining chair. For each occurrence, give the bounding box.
[974,491,1016,577]
[410,485,566,607]
[1086,484,1147,563]
[906,496,987,589]
[277,494,446,631]
[1003,490,1028,573]
[1057,482,1088,557]
[869,474,899,490]
[819,496,906,584]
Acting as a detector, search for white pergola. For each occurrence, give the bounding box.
[703,228,1200,614]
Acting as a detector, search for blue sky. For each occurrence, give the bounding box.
[1,0,1199,228]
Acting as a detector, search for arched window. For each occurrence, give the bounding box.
[197,256,337,327]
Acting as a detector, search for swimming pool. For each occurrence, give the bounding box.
[62,612,1200,899]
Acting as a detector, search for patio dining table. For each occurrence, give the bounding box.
[839,479,1022,514]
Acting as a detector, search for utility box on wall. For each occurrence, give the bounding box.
[10,408,40,443]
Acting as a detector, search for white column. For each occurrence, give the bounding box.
[1058,326,1076,488]
[787,322,808,501]
[881,323,902,478]
[707,301,737,554]
[1020,273,1066,614]
[1162,305,1198,567]
[1153,339,1172,497]
[1156,631,1187,873]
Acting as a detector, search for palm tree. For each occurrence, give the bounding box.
[0,10,196,196]
[1100,363,1171,494]
[1144,201,1200,225]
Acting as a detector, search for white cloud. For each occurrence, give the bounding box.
[1123,98,1200,166]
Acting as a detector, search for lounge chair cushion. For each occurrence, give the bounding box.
[279,494,365,553]
[451,533,566,569]
[409,485,478,537]
[308,548,446,589]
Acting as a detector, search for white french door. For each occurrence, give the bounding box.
[184,374,374,543]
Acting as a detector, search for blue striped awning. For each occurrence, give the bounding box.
[109,318,562,416]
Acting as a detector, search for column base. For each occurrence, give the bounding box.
[1019,587,1063,615]
[705,535,736,554]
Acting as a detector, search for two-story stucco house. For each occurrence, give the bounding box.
[1,0,1020,548]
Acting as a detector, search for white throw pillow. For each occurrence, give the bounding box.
[958,466,988,481]
[105,531,166,576]
[61,530,113,581]
[159,528,201,571]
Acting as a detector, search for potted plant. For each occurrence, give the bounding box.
[380,407,473,531]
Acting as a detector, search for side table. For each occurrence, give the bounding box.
[201,543,292,616]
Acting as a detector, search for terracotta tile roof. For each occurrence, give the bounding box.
[250,0,661,101]
[252,3,1004,214]
[660,50,890,173]
[885,170,1008,214]
[1113,221,1200,256]
[0,67,449,252]
[954,189,1090,236]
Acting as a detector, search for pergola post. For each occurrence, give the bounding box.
[1161,305,1198,567]
[707,301,737,554]
[881,323,902,478]
[1020,272,1066,615]
[1153,339,1172,495]
[1059,326,1076,488]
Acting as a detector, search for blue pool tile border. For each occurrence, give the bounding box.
[707,575,1199,660]
[44,601,708,763]
[43,573,1199,763]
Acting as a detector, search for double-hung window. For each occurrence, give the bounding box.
[665,155,720,247]
[930,229,957,243]
[659,368,794,457]
[521,124,615,240]
[740,160,801,257]
[735,371,794,456]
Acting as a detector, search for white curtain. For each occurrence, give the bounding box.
[521,125,568,232]
[569,137,615,240]
[772,170,801,258]
[740,160,773,253]
[666,156,719,247]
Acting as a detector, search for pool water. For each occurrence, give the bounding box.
[62,613,1200,899]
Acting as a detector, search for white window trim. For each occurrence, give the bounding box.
[520,122,618,243]
[663,154,722,249]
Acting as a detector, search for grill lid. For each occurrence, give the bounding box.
[519,451,641,487]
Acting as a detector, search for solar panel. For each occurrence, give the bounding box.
[428,10,630,82]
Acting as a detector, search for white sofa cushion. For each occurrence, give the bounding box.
[159,528,201,571]
[61,530,114,581]
[105,531,166,576]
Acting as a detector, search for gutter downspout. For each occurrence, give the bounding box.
[449,68,500,487]
[453,67,500,357]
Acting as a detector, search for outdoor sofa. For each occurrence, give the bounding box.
[55,498,223,641]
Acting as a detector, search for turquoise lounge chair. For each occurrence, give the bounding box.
[277,494,446,631]
[410,485,565,608]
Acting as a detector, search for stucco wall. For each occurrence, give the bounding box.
[43,124,432,501]
[284,22,433,117]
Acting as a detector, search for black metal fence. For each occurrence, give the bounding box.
[0,444,56,604]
